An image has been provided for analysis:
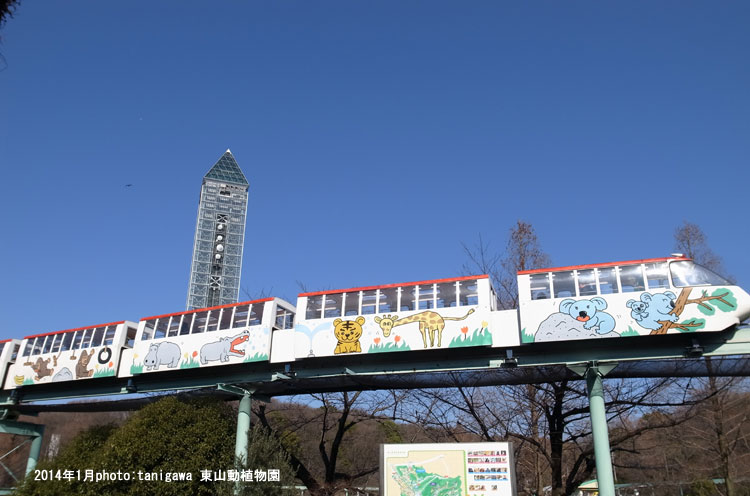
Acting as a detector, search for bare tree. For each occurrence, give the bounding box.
[674,221,728,277]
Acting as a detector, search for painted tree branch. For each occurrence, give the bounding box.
[651,288,734,335]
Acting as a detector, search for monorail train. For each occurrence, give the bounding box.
[2,256,749,390]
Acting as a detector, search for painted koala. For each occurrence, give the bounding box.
[626,300,649,323]
[333,317,364,354]
[560,297,616,334]
[628,291,679,330]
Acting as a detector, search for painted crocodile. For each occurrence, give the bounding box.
[200,331,250,364]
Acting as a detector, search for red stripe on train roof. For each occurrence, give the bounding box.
[299,275,489,297]
[0,339,11,344]
[517,257,691,275]
[25,321,126,340]
[140,297,274,322]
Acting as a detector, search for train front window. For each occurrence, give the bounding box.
[670,261,731,287]
[552,271,575,298]
[597,267,619,294]
[618,265,645,293]
[275,307,294,329]
[530,273,550,300]
[645,262,670,289]
[577,269,597,296]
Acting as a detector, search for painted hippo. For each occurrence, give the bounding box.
[143,342,181,370]
[200,331,249,365]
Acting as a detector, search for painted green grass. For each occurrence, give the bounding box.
[130,363,144,375]
[521,327,535,344]
[367,341,411,353]
[448,327,492,348]
[22,378,35,386]
[619,326,641,338]
[180,357,201,369]
[244,352,269,363]
[93,368,116,378]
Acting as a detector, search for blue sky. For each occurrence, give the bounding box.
[1,1,748,340]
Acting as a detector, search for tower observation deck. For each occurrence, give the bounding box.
[186,150,249,310]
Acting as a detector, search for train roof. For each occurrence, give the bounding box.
[25,321,127,340]
[299,274,489,297]
[140,297,274,322]
[517,256,692,275]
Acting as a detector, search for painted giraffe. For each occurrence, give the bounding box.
[374,308,475,348]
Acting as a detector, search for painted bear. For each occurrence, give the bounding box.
[627,291,679,330]
[626,300,649,323]
[559,297,616,334]
[333,317,364,354]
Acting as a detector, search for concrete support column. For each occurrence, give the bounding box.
[235,393,252,465]
[25,424,45,476]
[586,366,615,496]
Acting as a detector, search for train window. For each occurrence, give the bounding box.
[154,319,169,339]
[619,265,645,293]
[50,334,62,353]
[233,305,250,327]
[249,304,264,326]
[324,294,343,318]
[418,285,435,310]
[206,310,220,332]
[30,338,41,356]
[22,340,33,357]
[92,327,105,347]
[104,326,117,346]
[11,343,19,361]
[0,342,5,356]
[126,327,137,347]
[72,331,83,350]
[552,271,576,298]
[530,273,551,300]
[168,316,182,337]
[436,282,458,308]
[597,267,619,294]
[141,321,155,341]
[577,269,597,296]
[645,262,670,289]
[81,328,95,348]
[275,307,294,329]
[459,280,479,306]
[361,290,377,315]
[400,286,416,311]
[192,311,208,334]
[61,332,74,352]
[306,296,324,320]
[42,335,54,354]
[670,261,731,287]
[180,315,193,335]
[344,292,359,316]
[219,308,234,330]
[379,287,398,313]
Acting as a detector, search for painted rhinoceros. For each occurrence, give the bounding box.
[200,331,250,365]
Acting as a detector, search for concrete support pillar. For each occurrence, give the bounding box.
[25,424,45,476]
[235,393,252,465]
[586,366,615,496]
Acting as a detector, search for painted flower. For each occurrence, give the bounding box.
[394,335,401,343]
[461,326,469,334]
[184,353,188,359]
[192,350,198,358]
[481,321,488,329]
[109,361,114,368]
[374,337,381,345]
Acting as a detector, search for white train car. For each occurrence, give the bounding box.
[5,321,137,388]
[517,257,750,343]
[121,297,296,375]
[0,339,22,390]
[292,275,519,359]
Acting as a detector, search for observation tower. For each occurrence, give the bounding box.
[186,150,249,310]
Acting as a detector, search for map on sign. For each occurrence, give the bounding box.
[381,442,516,496]
[387,450,464,496]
